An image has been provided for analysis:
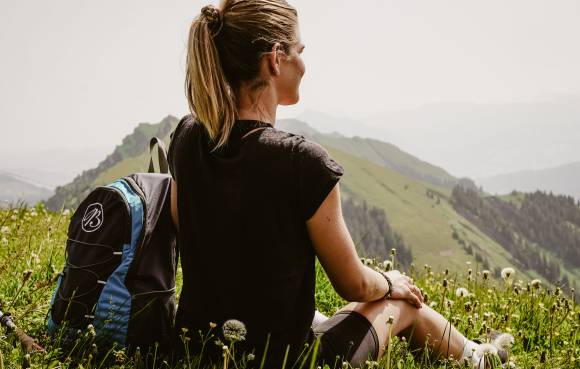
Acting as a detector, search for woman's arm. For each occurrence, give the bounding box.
[171,178,179,232]
[306,183,423,307]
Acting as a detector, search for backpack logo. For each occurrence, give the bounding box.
[82,203,104,232]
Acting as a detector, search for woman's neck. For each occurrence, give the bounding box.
[236,83,277,126]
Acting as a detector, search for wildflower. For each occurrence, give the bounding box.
[87,324,96,338]
[63,209,71,216]
[222,319,247,343]
[531,279,541,289]
[501,267,515,279]
[0,226,9,234]
[493,333,514,350]
[209,322,217,328]
[1,237,7,245]
[455,287,469,298]
[476,343,498,356]
[387,315,394,324]
[247,353,255,361]
[382,260,392,271]
[10,214,17,221]
[390,248,396,256]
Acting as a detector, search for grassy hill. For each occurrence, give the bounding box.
[42,116,579,286]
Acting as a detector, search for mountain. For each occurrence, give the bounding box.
[43,116,579,286]
[363,98,580,178]
[277,119,457,189]
[476,161,580,200]
[44,115,179,211]
[0,172,53,207]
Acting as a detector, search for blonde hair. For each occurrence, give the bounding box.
[186,0,299,152]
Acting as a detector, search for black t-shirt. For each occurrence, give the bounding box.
[168,115,344,368]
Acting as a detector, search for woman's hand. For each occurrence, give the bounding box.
[384,270,424,308]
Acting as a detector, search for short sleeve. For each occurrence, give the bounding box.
[296,139,345,221]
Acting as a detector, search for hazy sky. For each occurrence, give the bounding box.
[1,0,579,155]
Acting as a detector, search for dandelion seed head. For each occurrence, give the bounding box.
[501,267,515,279]
[476,343,498,356]
[456,287,469,298]
[247,353,255,361]
[1,226,9,234]
[531,279,541,289]
[222,319,247,343]
[493,333,514,350]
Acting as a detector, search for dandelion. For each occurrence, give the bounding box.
[222,319,247,343]
[387,315,394,324]
[1,237,7,246]
[477,343,498,356]
[531,279,541,289]
[382,260,392,271]
[493,333,514,351]
[456,287,470,298]
[247,353,255,361]
[501,267,515,279]
[87,324,96,338]
[0,226,9,235]
[63,209,71,216]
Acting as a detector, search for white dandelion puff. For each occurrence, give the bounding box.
[222,319,247,343]
[501,267,515,279]
[1,237,7,245]
[531,279,541,289]
[493,333,514,351]
[476,343,498,356]
[0,226,9,234]
[482,270,490,280]
[455,287,469,298]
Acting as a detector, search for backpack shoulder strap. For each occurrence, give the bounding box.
[148,137,169,174]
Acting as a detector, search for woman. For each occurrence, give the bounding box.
[168,1,510,368]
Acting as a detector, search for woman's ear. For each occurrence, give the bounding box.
[267,42,282,76]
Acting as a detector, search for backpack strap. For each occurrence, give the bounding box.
[148,137,169,174]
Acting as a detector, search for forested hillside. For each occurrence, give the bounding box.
[451,185,580,289]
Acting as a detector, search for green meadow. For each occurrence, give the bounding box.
[0,205,578,368]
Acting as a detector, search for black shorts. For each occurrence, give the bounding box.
[306,310,380,368]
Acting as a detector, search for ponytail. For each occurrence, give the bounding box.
[186,5,237,153]
[186,1,298,152]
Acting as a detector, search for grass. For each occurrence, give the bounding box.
[0,204,578,369]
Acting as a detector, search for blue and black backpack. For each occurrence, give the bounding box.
[47,138,178,351]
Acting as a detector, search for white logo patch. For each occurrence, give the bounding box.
[82,203,104,232]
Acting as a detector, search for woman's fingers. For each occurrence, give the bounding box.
[410,284,424,303]
[405,286,422,308]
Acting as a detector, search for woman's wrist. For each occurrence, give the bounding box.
[378,270,393,300]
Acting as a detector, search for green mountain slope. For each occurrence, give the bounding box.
[44,115,178,210]
[44,116,578,286]
[278,119,457,188]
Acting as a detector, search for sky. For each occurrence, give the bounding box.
[1,0,579,178]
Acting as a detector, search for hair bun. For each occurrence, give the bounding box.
[201,4,224,36]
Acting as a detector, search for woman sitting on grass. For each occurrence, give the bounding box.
[168,1,513,368]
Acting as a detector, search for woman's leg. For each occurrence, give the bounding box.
[337,300,469,360]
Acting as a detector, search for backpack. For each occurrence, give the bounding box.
[47,137,178,351]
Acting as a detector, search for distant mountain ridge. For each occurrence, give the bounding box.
[476,161,580,200]
[0,172,53,207]
[278,119,457,189]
